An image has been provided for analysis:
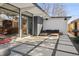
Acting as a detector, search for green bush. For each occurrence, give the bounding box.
[73,36,79,43]
[0,38,4,41]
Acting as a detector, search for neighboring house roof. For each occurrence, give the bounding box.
[68,16,79,24]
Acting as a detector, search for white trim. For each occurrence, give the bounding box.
[19,9,22,38]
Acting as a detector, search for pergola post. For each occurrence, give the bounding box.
[32,15,34,35]
[27,17,29,35]
[19,8,22,38]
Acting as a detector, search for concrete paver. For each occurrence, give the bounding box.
[39,41,56,49]
[28,46,53,56]
[56,51,78,56]
[11,44,35,54]
[10,51,22,56]
[58,40,73,46]
[56,35,78,55]
[25,41,41,46]
[45,39,58,44]
[57,44,78,54]
[9,35,78,56]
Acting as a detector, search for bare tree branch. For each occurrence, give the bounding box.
[52,3,66,16]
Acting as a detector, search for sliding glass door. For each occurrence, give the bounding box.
[22,16,28,37]
[28,17,33,35]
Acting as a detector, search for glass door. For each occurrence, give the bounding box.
[27,17,33,35]
[22,16,28,37]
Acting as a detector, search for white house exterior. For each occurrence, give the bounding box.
[43,17,71,34]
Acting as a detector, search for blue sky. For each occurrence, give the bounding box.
[38,3,79,17]
[65,3,79,17]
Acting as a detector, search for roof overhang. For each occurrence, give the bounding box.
[51,16,71,21]
[68,16,79,24]
[51,16,71,18]
[9,3,49,18]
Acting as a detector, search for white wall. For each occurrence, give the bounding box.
[43,18,68,34]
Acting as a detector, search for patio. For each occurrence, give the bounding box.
[0,3,78,56]
[9,34,79,56]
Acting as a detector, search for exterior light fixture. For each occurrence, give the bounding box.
[45,18,48,20]
[64,18,67,20]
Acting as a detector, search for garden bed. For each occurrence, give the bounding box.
[70,36,79,44]
[69,36,79,53]
[0,34,12,44]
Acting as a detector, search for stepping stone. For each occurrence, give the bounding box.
[11,44,35,54]
[59,37,71,41]
[28,47,53,56]
[56,51,78,56]
[9,51,22,56]
[60,35,69,38]
[58,40,73,46]
[57,44,78,54]
[45,39,57,44]
[60,36,69,39]
[39,42,56,49]
[25,41,41,46]
[59,39,71,42]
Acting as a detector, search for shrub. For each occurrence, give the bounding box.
[0,38,4,41]
[73,36,79,43]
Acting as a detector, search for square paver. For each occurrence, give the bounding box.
[56,51,78,56]
[60,37,70,40]
[9,51,22,56]
[39,41,56,49]
[25,41,41,46]
[11,44,35,54]
[57,44,78,54]
[28,47,53,56]
[59,39,71,42]
[58,40,73,46]
[60,38,70,41]
[60,36,69,39]
[59,38,71,42]
[45,39,57,44]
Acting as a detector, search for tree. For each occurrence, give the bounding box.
[52,3,66,16]
[39,3,51,14]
